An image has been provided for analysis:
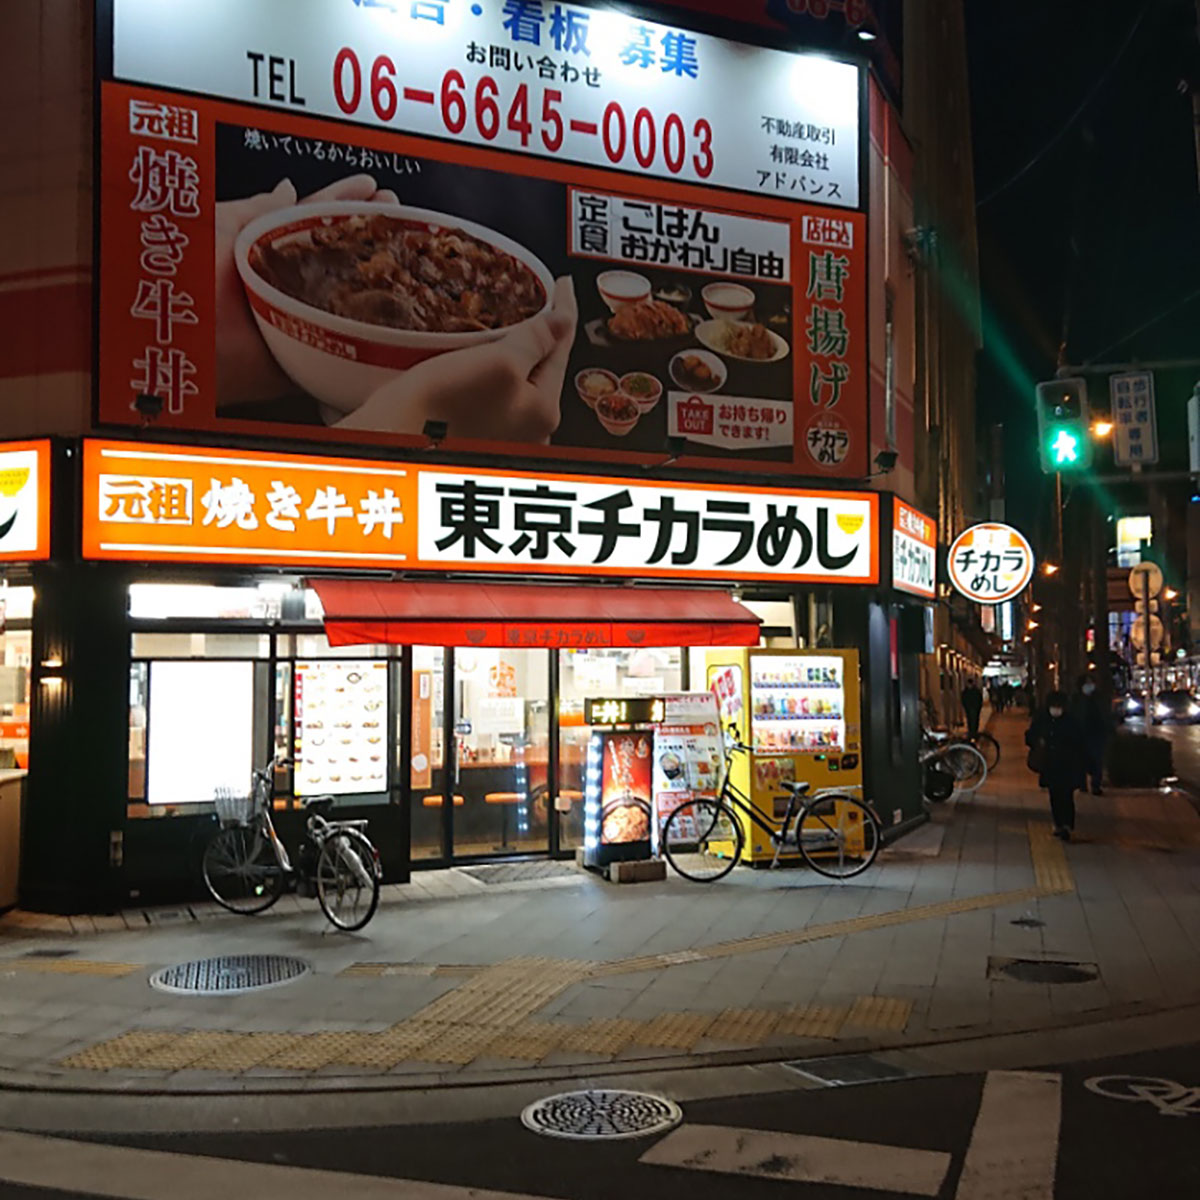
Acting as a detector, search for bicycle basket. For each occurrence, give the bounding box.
[213,787,256,828]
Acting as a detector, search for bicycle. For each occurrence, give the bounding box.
[201,761,383,932]
[965,728,1000,771]
[920,729,988,796]
[659,741,882,883]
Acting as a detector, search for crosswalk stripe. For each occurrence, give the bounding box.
[639,1123,951,1195]
[956,1071,1061,1199]
[0,1131,538,1200]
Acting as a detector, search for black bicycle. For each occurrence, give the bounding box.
[660,741,881,883]
[202,761,382,932]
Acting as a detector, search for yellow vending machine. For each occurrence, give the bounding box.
[706,648,863,863]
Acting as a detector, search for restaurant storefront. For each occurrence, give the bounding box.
[11,437,939,912]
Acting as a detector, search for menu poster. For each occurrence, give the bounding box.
[294,660,388,796]
[708,663,743,729]
[598,731,653,845]
[651,691,723,853]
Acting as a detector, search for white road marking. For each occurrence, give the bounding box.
[639,1123,952,1195]
[956,1071,1062,1199]
[0,1130,536,1200]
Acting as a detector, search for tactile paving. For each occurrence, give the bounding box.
[843,994,913,1033]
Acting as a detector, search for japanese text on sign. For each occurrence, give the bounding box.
[947,523,1034,606]
[83,441,878,583]
[570,190,790,282]
[1110,371,1159,468]
[892,498,936,599]
[109,0,861,204]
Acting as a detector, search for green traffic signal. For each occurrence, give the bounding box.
[1049,426,1080,465]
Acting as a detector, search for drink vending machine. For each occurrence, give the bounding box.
[705,648,863,863]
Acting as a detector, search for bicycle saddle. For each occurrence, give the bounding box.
[926,730,950,743]
[302,795,335,815]
[780,780,811,796]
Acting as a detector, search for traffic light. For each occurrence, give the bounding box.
[1035,377,1093,473]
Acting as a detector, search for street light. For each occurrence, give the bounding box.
[1092,421,1114,437]
[1027,620,1039,630]
[1032,603,1043,613]
[1165,588,1178,601]
[1042,563,1059,576]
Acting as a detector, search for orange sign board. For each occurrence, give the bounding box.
[82,438,878,584]
[0,440,51,562]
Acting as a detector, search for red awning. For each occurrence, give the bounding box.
[308,579,760,649]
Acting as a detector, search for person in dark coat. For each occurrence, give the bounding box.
[961,678,984,740]
[1025,689,1087,840]
[1071,674,1112,795]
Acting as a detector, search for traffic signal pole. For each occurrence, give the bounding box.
[1055,471,1064,689]
[1143,566,1154,729]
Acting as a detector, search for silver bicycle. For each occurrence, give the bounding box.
[921,729,988,797]
[202,761,382,931]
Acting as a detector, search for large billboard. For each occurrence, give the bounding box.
[97,0,868,477]
[82,438,879,583]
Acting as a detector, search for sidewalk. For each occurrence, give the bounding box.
[2,711,1199,1094]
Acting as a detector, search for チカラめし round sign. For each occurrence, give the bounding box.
[947,523,1035,604]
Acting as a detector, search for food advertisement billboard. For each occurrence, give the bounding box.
[98,0,868,477]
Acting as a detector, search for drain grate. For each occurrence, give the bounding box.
[22,949,77,959]
[1010,915,1046,929]
[989,956,1099,985]
[783,1053,919,1086]
[458,861,581,886]
[149,954,310,996]
[521,1089,682,1140]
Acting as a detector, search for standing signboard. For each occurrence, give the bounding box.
[947,523,1035,606]
[97,0,868,477]
[1110,371,1159,467]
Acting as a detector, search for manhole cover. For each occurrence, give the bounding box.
[989,956,1099,985]
[149,954,310,996]
[457,862,581,886]
[783,1054,919,1086]
[521,1089,682,1140]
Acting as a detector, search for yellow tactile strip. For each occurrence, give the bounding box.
[56,822,1076,1075]
[1027,820,1075,894]
[59,992,914,1072]
[1,958,141,977]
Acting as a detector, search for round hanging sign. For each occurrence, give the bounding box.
[947,523,1035,605]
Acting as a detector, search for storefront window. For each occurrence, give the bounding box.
[557,648,682,850]
[454,648,550,857]
[0,629,31,770]
[128,662,147,801]
[410,645,446,860]
[129,582,288,621]
[131,632,271,658]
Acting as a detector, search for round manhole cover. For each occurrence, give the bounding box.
[521,1089,682,1141]
[998,959,1097,985]
[150,954,310,996]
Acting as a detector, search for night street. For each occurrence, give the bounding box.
[1,1038,1198,1198]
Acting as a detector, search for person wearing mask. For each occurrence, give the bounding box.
[961,677,984,740]
[1072,674,1112,795]
[1025,689,1087,840]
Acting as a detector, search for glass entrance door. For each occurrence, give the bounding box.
[408,647,551,861]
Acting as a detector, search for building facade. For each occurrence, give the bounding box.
[0,0,977,913]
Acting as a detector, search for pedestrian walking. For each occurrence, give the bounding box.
[961,677,984,740]
[1025,690,1087,840]
[1071,674,1112,796]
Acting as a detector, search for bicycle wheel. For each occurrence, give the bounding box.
[796,794,881,879]
[316,829,381,931]
[661,798,743,883]
[941,743,987,792]
[202,824,285,914]
[974,731,1000,771]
